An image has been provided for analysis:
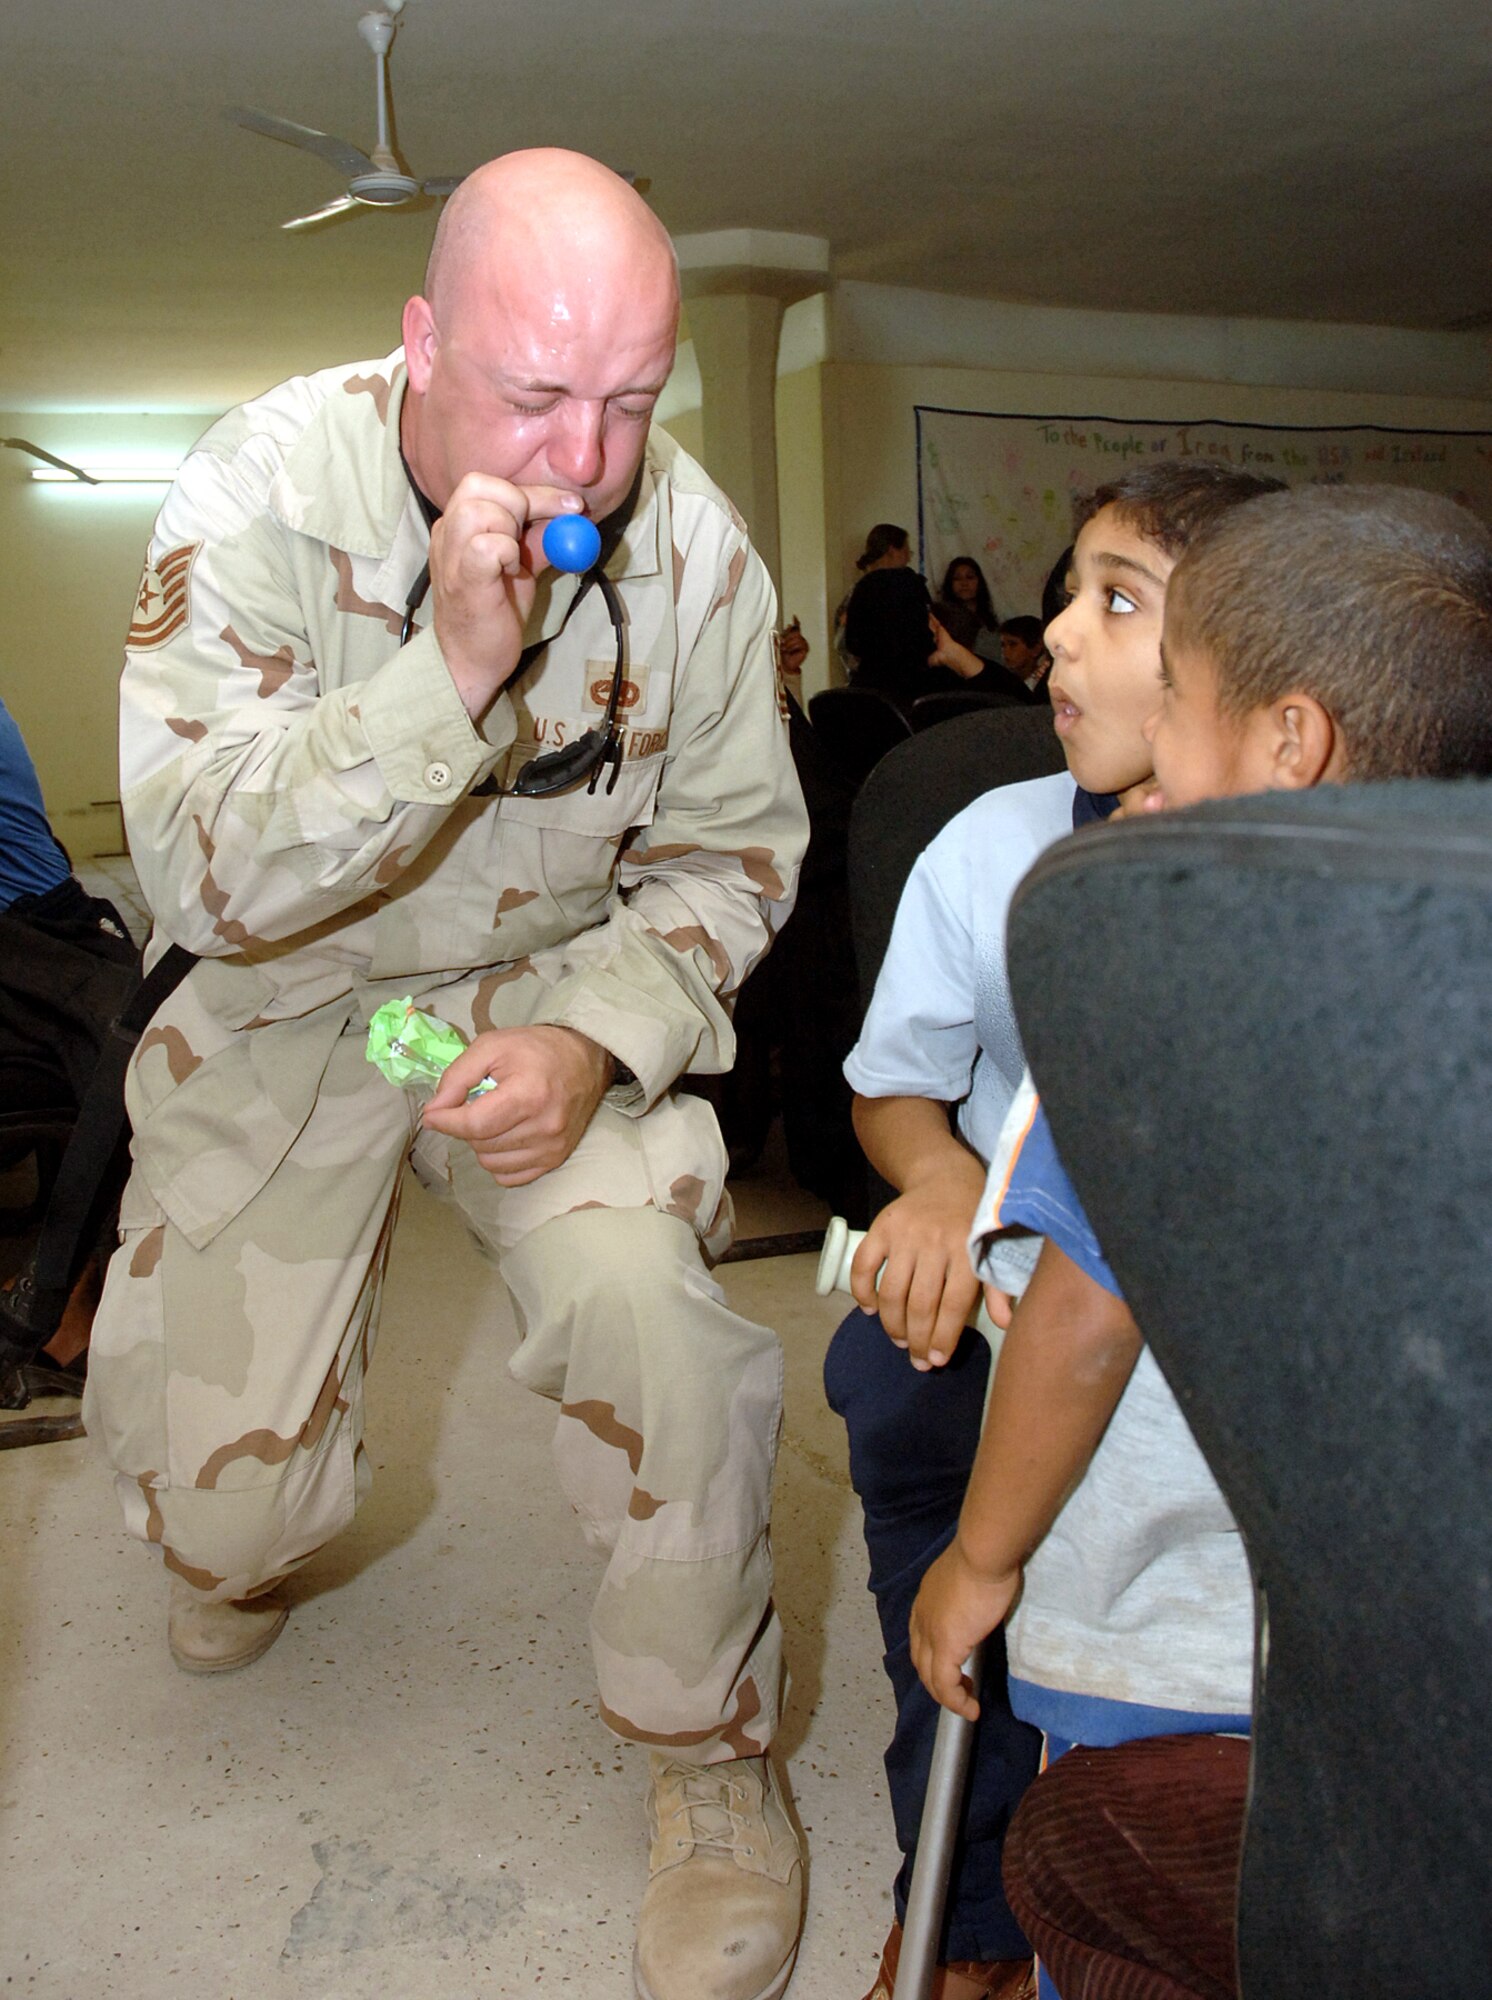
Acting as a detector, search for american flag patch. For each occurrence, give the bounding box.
[127,542,200,650]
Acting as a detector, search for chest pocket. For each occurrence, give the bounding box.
[492,743,665,838]
[496,625,672,838]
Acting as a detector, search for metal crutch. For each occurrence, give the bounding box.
[816,1218,1006,2000]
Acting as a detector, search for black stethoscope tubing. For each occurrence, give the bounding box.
[399,558,628,800]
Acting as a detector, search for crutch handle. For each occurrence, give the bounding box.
[815,1215,1004,1349]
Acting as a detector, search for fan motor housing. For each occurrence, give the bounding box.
[350,171,420,206]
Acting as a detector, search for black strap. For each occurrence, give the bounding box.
[1,942,197,1356]
[31,942,198,1293]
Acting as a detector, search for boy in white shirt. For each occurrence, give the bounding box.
[826,460,1283,2000]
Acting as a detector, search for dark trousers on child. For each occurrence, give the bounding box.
[824,1307,1042,1965]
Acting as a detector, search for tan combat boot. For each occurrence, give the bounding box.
[168,1577,288,1674]
[634,1752,805,2000]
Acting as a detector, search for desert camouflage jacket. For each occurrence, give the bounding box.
[117,352,805,1247]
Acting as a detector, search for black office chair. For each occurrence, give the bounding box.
[849,703,1066,996]
[807,685,913,793]
[1006,781,1492,1996]
[909,688,1027,732]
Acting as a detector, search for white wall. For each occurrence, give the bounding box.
[664,284,1492,696]
[817,283,1492,600]
[2,413,214,856]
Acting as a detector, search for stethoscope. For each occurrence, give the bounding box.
[397,466,634,800]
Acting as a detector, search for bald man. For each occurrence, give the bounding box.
[87,151,809,2000]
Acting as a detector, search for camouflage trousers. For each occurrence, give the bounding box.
[84,1019,784,1764]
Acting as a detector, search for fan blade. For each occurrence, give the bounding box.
[226,106,375,179]
[282,196,363,233]
[420,175,464,197]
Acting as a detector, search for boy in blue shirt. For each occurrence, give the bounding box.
[909,484,1492,2000]
[827,460,1283,2000]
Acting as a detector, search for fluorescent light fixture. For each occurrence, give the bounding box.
[30,464,179,485]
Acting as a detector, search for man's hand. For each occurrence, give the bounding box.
[429,475,585,720]
[909,1538,1022,1721]
[850,1170,985,1370]
[422,1025,613,1185]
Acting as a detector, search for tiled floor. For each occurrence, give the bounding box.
[3,864,896,1998]
[1,1208,894,1997]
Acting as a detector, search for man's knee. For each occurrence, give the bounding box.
[505,1200,700,1312]
[114,1436,361,1603]
[502,1203,781,1542]
[501,1202,773,1394]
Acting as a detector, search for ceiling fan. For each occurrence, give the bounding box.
[227,1,463,232]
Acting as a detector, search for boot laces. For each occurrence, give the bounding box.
[664,1762,759,1859]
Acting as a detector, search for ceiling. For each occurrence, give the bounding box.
[3,0,1490,414]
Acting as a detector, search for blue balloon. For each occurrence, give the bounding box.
[542,513,603,574]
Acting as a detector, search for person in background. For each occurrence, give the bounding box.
[0,693,136,1098]
[1,694,74,915]
[837,524,913,671]
[934,556,1002,659]
[0,695,137,1379]
[998,618,1051,698]
[924,606,1039,707]
[845,568,977,714]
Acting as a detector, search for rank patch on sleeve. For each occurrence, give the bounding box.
[128,542,201,651]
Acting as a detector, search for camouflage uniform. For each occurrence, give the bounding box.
[84,354,807,1762]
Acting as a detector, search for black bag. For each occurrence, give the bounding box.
[1,882,194,1394]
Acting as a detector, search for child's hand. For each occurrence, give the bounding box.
[850,1175,984,1370]
[982,1281,1013,1329]
[909,1540,1022,1720]
[778,618,809,677]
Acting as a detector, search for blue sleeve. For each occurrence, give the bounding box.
[999,1102,1123,1299]
[0,696,71,909]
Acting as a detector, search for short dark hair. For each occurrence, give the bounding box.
[1072,459,1286,559]
[1001,615,1044,648]
[857,523,910,571]
[1167,483,1492,782]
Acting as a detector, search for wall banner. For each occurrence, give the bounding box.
[916,406,1492,622]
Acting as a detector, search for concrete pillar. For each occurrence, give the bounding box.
[687,292,787,590]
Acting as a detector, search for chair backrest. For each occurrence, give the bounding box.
[909,688,1027,732]
[1006,781,1492,1997]
[807,685,913,793]
[849,704,1067,995]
